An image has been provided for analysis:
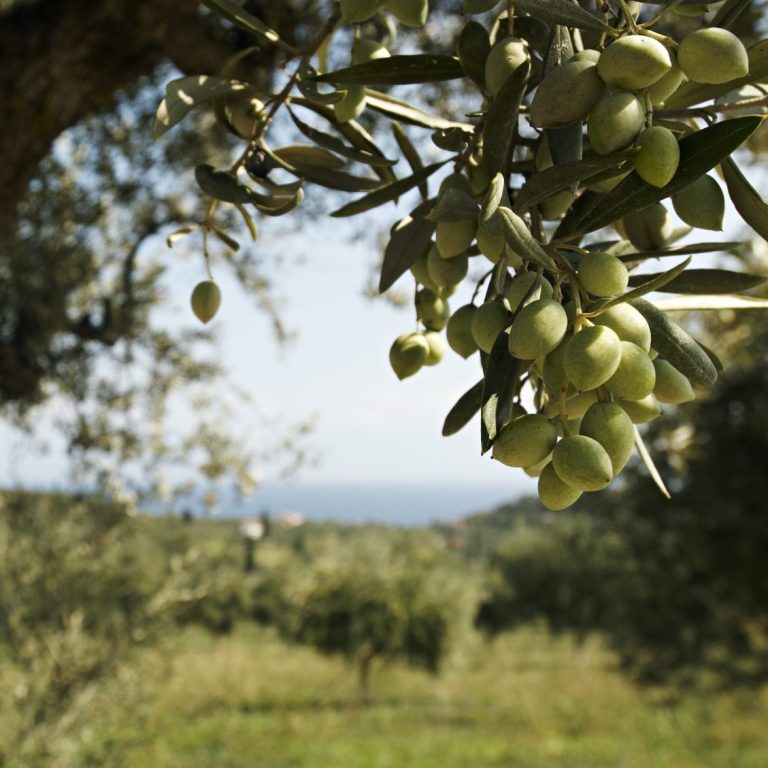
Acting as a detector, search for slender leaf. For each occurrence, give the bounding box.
[255,188,304,216]
[517,152,633,212]
[331,160,449,217]
[546,124,584,168]
[618,241,742,260]
[166,225,199,249]
[442,380,484,436]
[652,294,768,311]
[634,427,671,500]
[210,225,240,252]
[379,200,436,292]
[201,0,299,55]
[154,76,246,138]
[392,122,428,199]
[628,268,767,294]
[722,158,768,241]
[288,108,396,167]
[513,0,612,32]
[496,207,556,270]
[195,164,254,204]
[432,128,472,152]
[630,299,718,386]
[463,0,500,12]
[265,146,381,192]
[544,25,574,74]
[483,61,530,177]
[574,117,763,235]
[481,333,525,453]
[425,188,478,222]
[273,144,346,171]
[316,55,465,86]
[234,203,258,240]
[295,65,344,105]
[481,173,506,223]
[457,21,491,88]
[365,90,474,131]
[712,0,754,28]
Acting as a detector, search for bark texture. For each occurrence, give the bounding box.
[0,0,301,239]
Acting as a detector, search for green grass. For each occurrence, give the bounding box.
[100,624,768,768]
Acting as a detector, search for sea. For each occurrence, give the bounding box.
[209,482,524,528]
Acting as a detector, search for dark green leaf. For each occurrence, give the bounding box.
[331,160,449,217]
[712,0,753,28]
[545,124,583,168]
[442,380,484,437]
[295,65,344,105]
[513,17,554,56]
[392,122,428,199]
[273,144,346,170]
[210,225,240,252]
[201,0,299,55]
[287,108,396,167]
[483,61,530,177]
[266,146,381,192]
[315,55,465,86]
[628,268,767,294]
[695,339,724,373]
[195,164,254,204]
[496,207,556,269]
[431,128,471,152]
[365,90,473,131]
[457,21,491,88]
[722,158,768,241]
[425,188,478,222]
[573,117,763,235]
[379,200,436,293]
[513,0,612,32]
[618,241,742,261]
[481,333,525,453]
[630,299,718,386]
[664,41,768,109]
[544,25,573,74]
[463,0,500,12]
[255,188,304,216]
[516,151,633,212]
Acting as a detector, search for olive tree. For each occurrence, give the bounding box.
[157,0,768,509]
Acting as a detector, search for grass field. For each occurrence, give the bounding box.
[98,624,768,768]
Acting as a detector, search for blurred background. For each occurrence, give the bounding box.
[1,0,768,766]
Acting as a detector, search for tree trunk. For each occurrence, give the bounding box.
[0,0,303,240]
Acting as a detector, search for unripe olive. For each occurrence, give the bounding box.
[540,190,575,220]
[538,462,583,510]
[446,304,479,358]
[190,280,221,324]
[423,330,446,366]
[415,288,449,331]
[542,336,571,395]
[504,271,553,312]
[678,28,749,85]
[597,35,672,90]
[605,341,656,401]
[352,38,391,64]
[647,52,686,106]
[476,224,505,264]
[524,453,553,478]
[471,297,511,354]
[653,358,695,404]
[530,59,605,128]
[390,332,429,379]
[410,247,440,292]
[564,326,622,392]
[334,86,366,123]
[457,21,492,89]
[552,435,613,492]
[672,174,725,231]
[570,49,601,64]
[588,92,645,155]
[621,202,674,251]
[578,251,629,297]
[427,247,468,287]
[617,393,662,424]
[593,304,651,352]
[388,0,429,27]
[634,127,680,188]
[439,172,475,197]
[485,37,529,96]
[466,153,492,195]
[436,218,476,259]
[579,402,635,475]
[227,96,267,140]
[492,414,558,468]
[340,0,383,22]
[508,299,568,360]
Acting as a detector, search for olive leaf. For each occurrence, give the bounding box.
[195,164,255,204]
[457,21,491,88]
[295,65,344,105]
[462,0,500,12]
[392,122,428,199]
[712,0,753,28]
[365,90,473,131]
[480,173,506,224]
[379,200,436,293]
[273,144,346,171]
[618,241,742,260]
[627,268,767,294]
[514,0,612,32]
[266,146,381,192]
[652,294,768,311]
[634,427,671,500]
[545,124,584,168]
[483,61,530,177]
[442,380,484,437]
[574,116,763,235]
[496,207,556,270]
[315,55,465,86]
[630,299,718,386]
[425,188,478,222]
[543,25,574,74]
[202,0,300,55]
[722,158,768,241]
[481,332,526,454]
[154,76,247,138]
[210,225,240,252]
[516,151,633,212]
[331,160,449,217]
